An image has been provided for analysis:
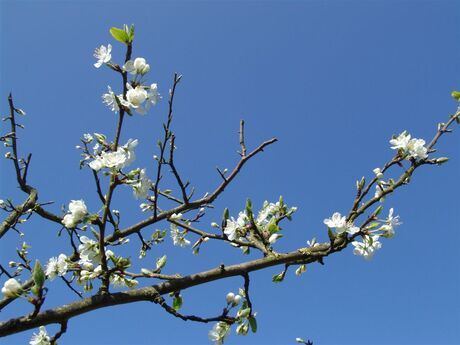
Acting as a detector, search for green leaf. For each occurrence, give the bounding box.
[374,205,383,216]
[156,255,167,271]
[451,91,460,100]
[245,198,252,215]
[32,260,45,290]
[248,316,258,333]
[110,27,129,44]
[366,222,380,230]
[128,24,135,42]
[173,294,183,311]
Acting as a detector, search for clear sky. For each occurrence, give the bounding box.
[1,0,459,344]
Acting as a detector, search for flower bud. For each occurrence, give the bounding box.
[1,278,23,298]
[226,292,235,304]
[435,157,449,165]
[233,294,242,306]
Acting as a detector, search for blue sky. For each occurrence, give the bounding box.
[1,0,459,344]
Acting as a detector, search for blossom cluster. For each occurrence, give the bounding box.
[223,198,297,246]
[351,208,402,259]
[76,236,138,289]
[390,131,428,159]
[89,138,138,171]
[208,289,256,344]
[94,43,161,115]
[62,200,88,228]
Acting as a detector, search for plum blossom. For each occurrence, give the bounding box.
[29,326,51,345]
[208,322,230,345]
[379,208,402,238]
[125,83,148,114]
[102,86,122,113]
[224,211,249,241]
[1,278,22,298]
[123,57,150,75]
[390,131,411,150]
[352,235,382,260]
[132,168,152,199]
[323,212,359,235]
[62,200,88,228]
[256,202,278,226]
[93,44,112,68]
[390,131,428,159]
[170,224,190,247]
[145,83,161,110]
[89,139,138,171]
[78,236,99,262]
[45,254,68,280]
[407,138,428,159]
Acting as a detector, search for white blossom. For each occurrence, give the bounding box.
[93,44,112,68]
[379,208,402,238]
[132,168,152,199]
[208,322,230,345]
[29,326,51,345]
[0,199,5,208]
[1,278,22,298]
[121,138,138,166]
[170,225,190,247]
[323,212,347,231]
[69,200,87,219]
[324,212,359,235]
[101,150,128,170]
[78,236,99,262]
[407,138,428,159]
[62,200,87,228]
[145,83,161,110]
[224,212,248,241]
[88,157,105,171]
[45,254,68,280]
[256,202,278,226]
[390,131,411,150]
[390,131,428,159]
[123,57,150,75]
[89,139,138,171]
[352,235,382,260]
[125,83,148,114]
[102,86,122,112]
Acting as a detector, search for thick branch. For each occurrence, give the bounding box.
[0,239,342,337]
